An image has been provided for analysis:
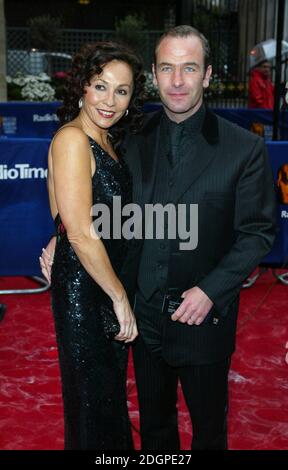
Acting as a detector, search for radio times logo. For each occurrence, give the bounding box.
[0,164,47,180]
[33,113,59,122]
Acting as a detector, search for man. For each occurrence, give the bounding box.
[121,25,276,450]
[41,26,276,450]
[248,60,274,109]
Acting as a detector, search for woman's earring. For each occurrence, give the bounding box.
[78,98,83,108]
[125,109,129,117]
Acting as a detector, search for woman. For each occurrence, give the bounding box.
[45,41,145,450]
[248,60,274,109]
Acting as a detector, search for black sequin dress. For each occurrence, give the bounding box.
[51,137,133,450]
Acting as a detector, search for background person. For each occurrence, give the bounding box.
[248,60,274,109]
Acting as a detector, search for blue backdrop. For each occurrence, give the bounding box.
[0,137,54,275]
[0,101,60,138]
[262,141,288,266]
[1,101,288,139]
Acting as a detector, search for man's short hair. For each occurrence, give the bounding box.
[154,25,211,71]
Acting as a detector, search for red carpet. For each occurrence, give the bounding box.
[0,272,287,450]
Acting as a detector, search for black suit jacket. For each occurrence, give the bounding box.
[120,106,277,365]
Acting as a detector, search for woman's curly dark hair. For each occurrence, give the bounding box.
[57,41,146,147]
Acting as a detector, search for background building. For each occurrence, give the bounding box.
[1,0,288,106]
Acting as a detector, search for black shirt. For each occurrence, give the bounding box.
[137,104,206,299]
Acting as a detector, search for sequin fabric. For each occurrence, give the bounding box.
[51,137,133,450]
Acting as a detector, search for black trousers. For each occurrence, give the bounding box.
[133,289,230,450]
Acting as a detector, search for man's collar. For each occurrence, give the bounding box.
[141,103,219,145]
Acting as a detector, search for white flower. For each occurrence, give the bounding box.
[21,81,56,101]
[37,73,51,82]
[7,72,56,101]
[13,76,27,87]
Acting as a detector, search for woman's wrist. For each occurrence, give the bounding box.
[110,283,126,303]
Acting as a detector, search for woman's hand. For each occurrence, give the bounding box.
[113,295,138,343]
[39,236,56,283]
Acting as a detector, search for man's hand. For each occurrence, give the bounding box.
[171,286,213,325]
[39,236,56,283]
